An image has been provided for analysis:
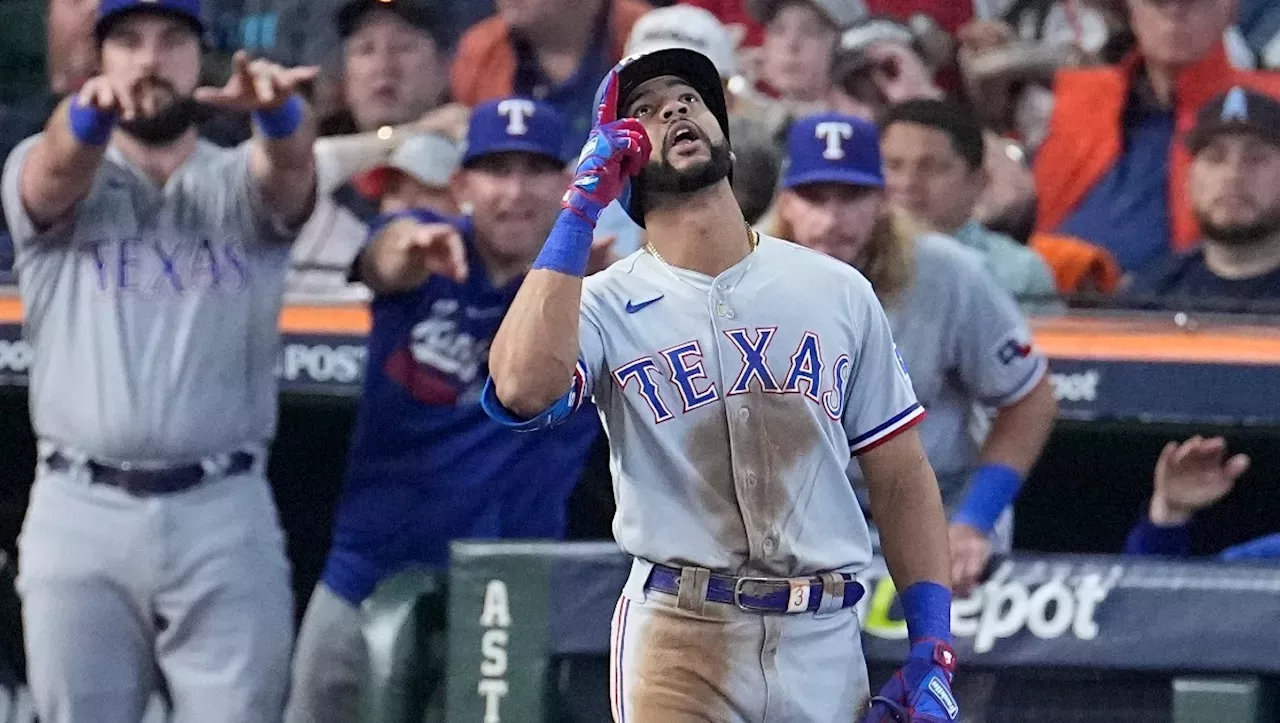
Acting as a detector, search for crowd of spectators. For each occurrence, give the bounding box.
[0,0,1277,308]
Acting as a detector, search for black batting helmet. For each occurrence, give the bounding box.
[600,47,731,227]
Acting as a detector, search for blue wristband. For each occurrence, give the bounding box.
[952,463,1023,534]
[900,581,952,644]
[252,95,304,139]
[1122,513,1191,556]
[68,97,116,146]
[532,209,595,277]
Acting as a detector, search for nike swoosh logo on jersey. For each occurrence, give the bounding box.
[625,296,664,314]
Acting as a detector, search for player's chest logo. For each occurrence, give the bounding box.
[385,299,497,406]
[610,327,851,422]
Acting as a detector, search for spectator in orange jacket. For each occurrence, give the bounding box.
[1034,0,1280,275]
[450,0,651,159]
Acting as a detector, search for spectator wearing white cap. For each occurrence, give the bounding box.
[624,3,793,133]
[352,133,461,218]
[627,4,739,80]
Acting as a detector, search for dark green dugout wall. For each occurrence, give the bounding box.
[0,386,1279,621]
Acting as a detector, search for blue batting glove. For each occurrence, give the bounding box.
[561,69,651,225]
[861,640,959,723]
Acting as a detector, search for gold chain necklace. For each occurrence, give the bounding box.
[645,223,759,268]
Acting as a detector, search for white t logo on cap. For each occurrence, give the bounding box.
[815,121,853,160]
[1221,87,1249,122]
[499,99,537,136]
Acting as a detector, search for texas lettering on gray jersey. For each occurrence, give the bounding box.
[2,137,296,463]
[569,235,923,578]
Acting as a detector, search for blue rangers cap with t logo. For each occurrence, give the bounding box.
[96,0,205,41]
[462,98,570,168]
[782,112,884,189]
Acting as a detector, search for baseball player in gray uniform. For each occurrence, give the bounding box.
[484,49,961,723]
[769,112,1059,597]
[0,1,318,721]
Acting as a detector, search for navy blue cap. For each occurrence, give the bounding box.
[462,98,569,167]
[1187,86,1280,154]
[97,0,204,40]
[782,113,884,189]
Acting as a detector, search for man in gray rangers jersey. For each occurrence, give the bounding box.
[770,112,1059,597]
[483,49,960,723]
[0,1,318,721]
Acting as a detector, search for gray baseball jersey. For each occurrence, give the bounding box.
[2,136,294,463]
[850,233,1046,548]
[569,234,923,578]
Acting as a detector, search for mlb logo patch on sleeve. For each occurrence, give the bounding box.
[894,344,911,378]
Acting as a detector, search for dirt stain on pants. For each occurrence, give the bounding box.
[612,585,870,723]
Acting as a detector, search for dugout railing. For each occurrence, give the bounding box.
[443,541,1280,723]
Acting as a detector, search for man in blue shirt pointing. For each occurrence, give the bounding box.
[285,97,604,723]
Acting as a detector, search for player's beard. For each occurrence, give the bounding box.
[639,140,733,196]
[1196,203,1280,247]
[117,78,205,147]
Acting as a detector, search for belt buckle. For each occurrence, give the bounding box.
[732,576,781,612]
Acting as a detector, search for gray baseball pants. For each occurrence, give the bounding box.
[16,459,293,723]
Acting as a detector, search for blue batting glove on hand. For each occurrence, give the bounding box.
[562,69,651,225]
[861,640,959,723]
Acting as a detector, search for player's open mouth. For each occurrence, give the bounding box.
[667,121,705,155]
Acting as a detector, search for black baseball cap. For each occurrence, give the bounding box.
[615,48,729,145]
[336,0,440,40]
[1186,86,1280,154]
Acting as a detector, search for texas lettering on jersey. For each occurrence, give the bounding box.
[83,237,251,294]
[609,327,851,423]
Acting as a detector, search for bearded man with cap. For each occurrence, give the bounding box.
[483,48,958,722]
[284,97,605,723]
[0,1,318,722]
[1130,86,1280,303]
